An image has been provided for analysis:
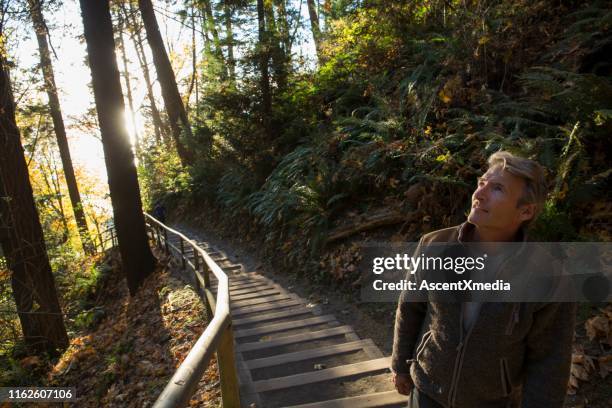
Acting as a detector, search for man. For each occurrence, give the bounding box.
[392,151,576,407]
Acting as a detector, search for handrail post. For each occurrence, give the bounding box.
[217,322,241,407]
[202,262,211,289]
[163,228,169,253]
[156,225,162,249]
[193,249,201,295]
[180,238,186,269]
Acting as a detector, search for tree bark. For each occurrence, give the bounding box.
[202,0,224,61]
[223,0,236,83]
[186,5,198,116]
[116,9,140,151]
[306,0,322,62]
[79,0,156,295]
[138,0,193,165]
[257,0,272,123]
[27,0,94,254]
[264,0,287,90]
[275,0,291,56]
[122,1,166,145]
[0,55,69,354]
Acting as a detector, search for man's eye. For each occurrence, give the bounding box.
[494,185,503,191]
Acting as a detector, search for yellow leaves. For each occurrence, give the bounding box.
[436,152,450,163]
[438,74,462,105]
[478,36,490,45]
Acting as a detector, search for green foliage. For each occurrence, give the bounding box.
[140,0,611,282]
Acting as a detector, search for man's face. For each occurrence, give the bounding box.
[467,165,535,234]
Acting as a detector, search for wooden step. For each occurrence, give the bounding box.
[245,339,373,370]
[230,284,277,296]
[232,307,314,327]
[284,390,408,408]
[231,299,306,317]
[232,293,292,307]
[231,288,281,301]
[234,315,336,339]
[252,357,390,392]
[237,326,356,352]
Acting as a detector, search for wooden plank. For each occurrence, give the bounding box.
[231,298,305,317]
[231,293,292,307]
[231,297,304,317]
[231,288,281,301]
[362,339,384,359]
[236,326,356,352]
[232,307,313,327]
[245,339,371,370]
[211,275,267,287]
[230,284,276,296]
[285,390,409,408]
[252,357,391,392]
[234,315,336,339]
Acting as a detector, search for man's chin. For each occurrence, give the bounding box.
[467,212,484,226]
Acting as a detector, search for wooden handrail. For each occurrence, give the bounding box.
[143,213,240,408]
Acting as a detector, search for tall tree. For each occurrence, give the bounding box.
[223,0,236,82]
[27,0,94,254]
[0,53,68,354]
[122,0,166,145]
[79,0,156,295]
[257,0,271,124]
[138,0,194,165]
[186,4,198,115]
[306,0,322,62]
[275,0,291,57]
[264,0,287,89]
[115,8,140,151]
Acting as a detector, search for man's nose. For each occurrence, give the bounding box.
[474,185,486,202]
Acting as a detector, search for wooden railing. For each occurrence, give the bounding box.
[143,213,241,408]
[98,224,117,251]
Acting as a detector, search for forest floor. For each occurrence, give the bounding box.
[171,210,611,408]
[44,250,221,407]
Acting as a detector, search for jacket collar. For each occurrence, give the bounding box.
[457,221,528,244]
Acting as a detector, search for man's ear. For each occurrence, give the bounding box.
[518,203,536,222]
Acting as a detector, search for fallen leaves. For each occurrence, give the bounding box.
[47,261,220,407]
[569,305,612,395]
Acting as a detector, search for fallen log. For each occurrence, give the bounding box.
[326,208,415,244]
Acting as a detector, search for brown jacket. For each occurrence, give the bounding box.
[391,222,576,408]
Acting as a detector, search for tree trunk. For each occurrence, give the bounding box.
[122,1,166,145]
[223,0,236,83]
[116,9,140,151]
[275,0,291,57]
[79,0,156,296]
[202,0,224,61]
[306,0,322,62]
[27,0,94,254]
[257,0,272,123]
[186,5,198,116]
[0,55,69,354]
[138,0,193,165]
[264,0,287,90]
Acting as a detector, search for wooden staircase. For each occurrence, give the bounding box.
[167,232,409,408]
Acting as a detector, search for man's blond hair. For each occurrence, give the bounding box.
[487,151,547,226]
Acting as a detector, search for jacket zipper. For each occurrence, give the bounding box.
[448,254,516,407]
[447,231,526,407]
[505,304,520,335]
